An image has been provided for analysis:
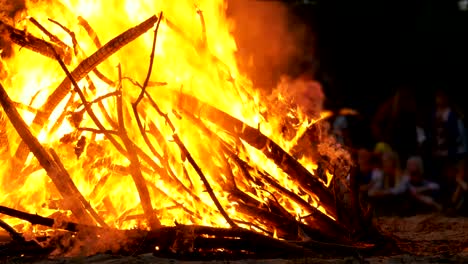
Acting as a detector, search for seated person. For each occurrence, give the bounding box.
[371,156,441,214]
[449,158,468,215]
[355,148,383,198]
[367,151,402,215]
[368,151,401,196]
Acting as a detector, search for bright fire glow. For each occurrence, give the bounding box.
[0,0,338,235]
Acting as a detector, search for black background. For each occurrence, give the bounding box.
[229,0,468,119]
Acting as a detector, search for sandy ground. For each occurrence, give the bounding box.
[1,214,467,264]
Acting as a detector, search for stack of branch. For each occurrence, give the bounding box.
[0,12,386,259]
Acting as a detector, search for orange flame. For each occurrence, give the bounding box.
[0,0,344,235]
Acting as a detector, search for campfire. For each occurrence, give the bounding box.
[0,0,387,259]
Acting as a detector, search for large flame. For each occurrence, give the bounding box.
[0,0,345,236]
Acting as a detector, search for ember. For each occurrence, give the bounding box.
[0,0,387,259]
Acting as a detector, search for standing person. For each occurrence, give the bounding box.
[427,89,467,207]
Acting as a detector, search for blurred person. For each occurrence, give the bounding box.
[426,89,467,207]
[368,150,402,215]
[376,156,441,214]
[355,148,383,198]
[332,107,359,147]
[369,150,402,195]
[448,157,468,215]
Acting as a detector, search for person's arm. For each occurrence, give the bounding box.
[368,170,384,197]
[388,176,410,195]
[413,181,440,194]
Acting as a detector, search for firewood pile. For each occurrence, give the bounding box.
[0,3,395,260]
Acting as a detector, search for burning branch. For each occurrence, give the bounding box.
[28,17,69,52]
[46,38,161,229]
[132,12,164,160]
[176,93,338,219]
[13,15,159,169]
[0,219,24,242]
[0,20,72,64]
[116,64,161,229]
[0,3,393,258]
[0,205,102,233]
[0,205,314,258]
[141,89,237,228]
[0,82,97,226]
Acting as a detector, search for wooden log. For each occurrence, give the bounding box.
[181,108,347,239]
[0,20,72,64]
[0,219,24,242]
[0,83,96,225]
[0,205,313,257]
[226,147,347,236]
[175,93,337,220]
[0,205,99,233]
[140,85,237,228]
[13,15,158,169]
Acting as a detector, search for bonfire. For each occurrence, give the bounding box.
[0,0,386,259]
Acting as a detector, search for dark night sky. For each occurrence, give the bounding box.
[231,0,468,119]
[297,0,468,117]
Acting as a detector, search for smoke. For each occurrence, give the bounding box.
[225,0,353,179]
[268,76,352,180]
[227,0,314,91]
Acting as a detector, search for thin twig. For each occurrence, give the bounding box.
[47,18,78,55]
[0,20,72,63]
[77,127,119,135]
[196,8,207,49]
[142,90,237,228]
[116,64,160,230]
[134,12,163,105]
[14,15,158,168]
[77,16,102,48]
[29,17,69,51]
[85,77,118,129]
[132,12,164,160]
[49,41,160,228]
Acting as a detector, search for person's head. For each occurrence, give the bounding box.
[406,156,424,182]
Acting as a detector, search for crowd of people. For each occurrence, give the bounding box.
[331,87,468,216]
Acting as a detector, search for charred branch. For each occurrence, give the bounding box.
[13,15,158,168]
[0,205,103,233]
[141,86,237,228]
[132,12,164,161]
[28,17,69,52]
[0,219,24,242]
[116,64,161,229]
[0,82,97,226]
[0,20,72,63]
[176,92,337,219]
